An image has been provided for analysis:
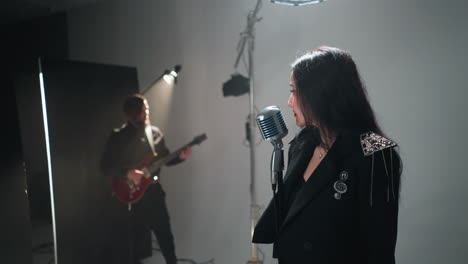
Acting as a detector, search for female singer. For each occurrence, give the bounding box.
[253,46,402,264]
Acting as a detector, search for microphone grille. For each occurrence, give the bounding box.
[256,106,288,142]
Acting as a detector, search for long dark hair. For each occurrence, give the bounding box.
[292,46,383,148]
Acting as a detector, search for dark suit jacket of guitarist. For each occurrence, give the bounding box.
[101,122,183,179]
[252,129,401,264]
[100,122,183,259]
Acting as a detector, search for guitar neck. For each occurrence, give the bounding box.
[145,141,196,175]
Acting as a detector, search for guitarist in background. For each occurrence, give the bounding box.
[100,93,191,264]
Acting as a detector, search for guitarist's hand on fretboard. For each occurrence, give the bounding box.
[179,146,192,160]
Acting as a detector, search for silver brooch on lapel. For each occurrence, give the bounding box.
[334,171,349,200]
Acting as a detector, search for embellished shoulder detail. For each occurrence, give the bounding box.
[360,131,399,206]
[360,131,397,157]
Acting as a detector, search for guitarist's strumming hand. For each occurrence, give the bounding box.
[179,146,192,160]
[127,169,145,185]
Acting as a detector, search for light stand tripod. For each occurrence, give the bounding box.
[233,0,264,263]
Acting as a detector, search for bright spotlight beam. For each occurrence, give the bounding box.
[141,64,182,95]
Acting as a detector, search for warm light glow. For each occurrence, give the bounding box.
[163,70,178,84]
[143,64,180,129]
[146,76,175,130]
[163,74,175,84]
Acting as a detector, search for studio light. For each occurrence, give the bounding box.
[271,0,326,6]
[222,74,250,97]
[163,64,182,84]
[141,64,182,95]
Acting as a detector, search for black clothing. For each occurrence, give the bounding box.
[101,122,183,264]
[253,131,401,264]
[286,177,305,213]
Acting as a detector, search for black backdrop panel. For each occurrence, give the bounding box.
[0,66,33,264]
[41,60,138,263]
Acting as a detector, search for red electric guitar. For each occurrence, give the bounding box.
[111,133,207,204]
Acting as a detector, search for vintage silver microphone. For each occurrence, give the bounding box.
[256,106,288,147]
[256,106,288,188]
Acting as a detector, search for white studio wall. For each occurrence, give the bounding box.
[68,0,468,263]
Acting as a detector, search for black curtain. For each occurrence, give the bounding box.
[15,59,139,264]
[0,12,69,263]
[0,65,33,264]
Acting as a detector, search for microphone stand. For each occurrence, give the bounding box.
[270,142,284,234]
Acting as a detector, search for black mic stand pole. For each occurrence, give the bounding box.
[234,1,263,263]
[271,143,284,233]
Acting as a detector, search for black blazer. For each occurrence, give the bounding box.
[253,131,400,264]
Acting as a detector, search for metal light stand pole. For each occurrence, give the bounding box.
[233,0,263,263]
